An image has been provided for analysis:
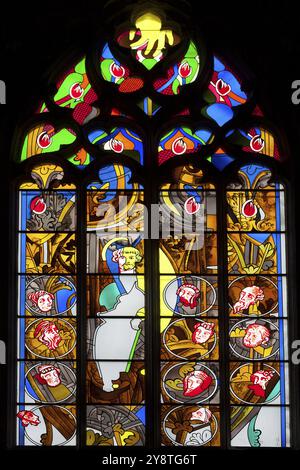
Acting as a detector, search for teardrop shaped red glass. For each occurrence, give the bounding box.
[242,199,257,217]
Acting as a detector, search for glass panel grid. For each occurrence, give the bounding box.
[16,187,77,446]
[227,167,289,447]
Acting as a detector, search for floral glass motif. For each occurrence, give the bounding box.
[15,1,290,449]
[53,57,99,124]
[202,56,248,127]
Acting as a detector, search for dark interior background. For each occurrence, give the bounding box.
[0,0,299,461]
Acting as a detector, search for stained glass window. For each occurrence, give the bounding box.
[11,1,294,449]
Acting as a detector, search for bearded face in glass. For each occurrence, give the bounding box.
[34,321,62,351]
[233,286,264,314]
[243,323,270,348]
[112,247,143,272]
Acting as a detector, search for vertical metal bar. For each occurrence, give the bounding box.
[216,176,230,448]
[144,185,155,448]
[285,179,299,449]
[149,206,161,448]
[144,126,160,448]
[7,180,18,448]
[77,181,87,448]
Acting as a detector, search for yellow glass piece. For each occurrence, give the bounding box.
[159,249,175,332]
[137,307,145,317]
[24,233,76,273]
[260,129,275,157]
[231,364,253,383]
[230,328,246,338]
[253,345,273,357]
[129,12,174,58]
[20,164,76,190]
[120,431,135,446]
[20,182,76,189]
